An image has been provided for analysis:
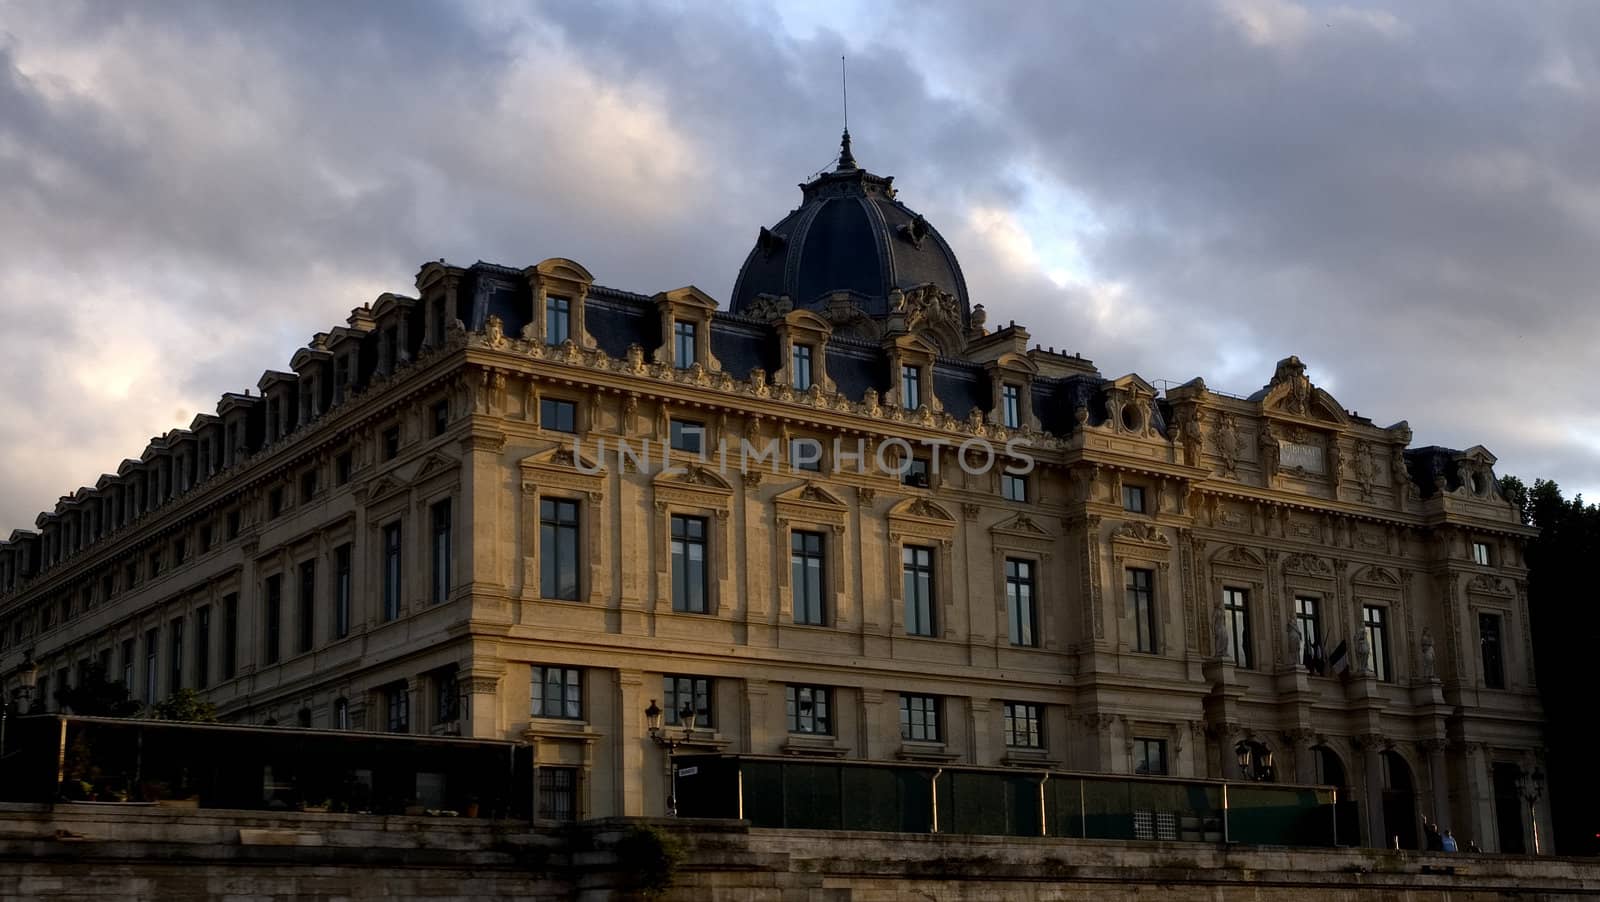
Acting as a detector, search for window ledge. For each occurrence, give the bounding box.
[1000,751,1060,769]
[781,736,849,758]
[896,742,960,764]
[523,720,599,743]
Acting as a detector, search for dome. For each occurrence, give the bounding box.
[730,132,971,336]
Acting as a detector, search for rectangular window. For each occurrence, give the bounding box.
[297,559,316,653]
[1472,541,1491,566]
[1006,558,1037,647]
[540,499,581,600]
[125,560,139,589]
[432,399,450,437]
[1134,738,1169,776]
[169,617,183,694]
[1223,587,1252,669]
[900,364,921,410]
[785,685,831,735]
[435,670,460,724]
[268,486,285,519]
[38,674,51,712]
[904,457,930,488]
[1480,612,1505,689]
[335,451,353,486]
[792,344,813,390]
[1003,701,1043,749]
[121,638,135,690]
[387,682,409,733]
[222,593,238,679]
[670,515,709,613]
[899,693,941,742]
[195,605,210,690]
[430,499,453,604]
[673,320,697,368]
[1002,473,1028,502]
[1363,604,1391,682]
[299,468,319,503]
[102,572,115,599]
[199,524,214,554]
[1128,567,1157,653]
[546,296,571,345]
[383,522,402,620]
[1294,596,1321,666]
[144,628,158,703]
[531,666,583,719]
[1002,384,1021,429]
[173,537,188,566]
[226,509,240,540]
[149,550,163,578]
[431,298,447,348]
[902,546,936,637]
[333,543,352,639]
[789,437,822,472]
[1122,484,1146,513]
[662,675,713,728]
[538,767,579,823]
[532,395,576,433]
[669,419,704,454]
[264,574,282,666]
[383,426,401,461]
[791,531,826,625]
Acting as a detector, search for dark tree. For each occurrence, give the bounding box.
[53,663,142,717]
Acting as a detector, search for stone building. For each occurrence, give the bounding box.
[0,134,1545,851]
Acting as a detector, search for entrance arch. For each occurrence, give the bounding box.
[1381,750,1419,849]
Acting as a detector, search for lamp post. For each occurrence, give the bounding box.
[2,652,39,768]
[645,699,698,817]
[1523,768,1545,855]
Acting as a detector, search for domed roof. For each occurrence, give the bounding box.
[730,132,971,332]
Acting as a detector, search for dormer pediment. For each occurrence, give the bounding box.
[654,285,719,312]
[529,257,594,288]
[257,370,298,394]
[217,392,258,416]
[781,308,833,336]
[1257,356,1350,425]
[116,459,141,477]
[1459,444,1497,466]
[290,343,332,372]
[189,413,220,432]
[988,351,1039,376]
[416,260,467,294]
[372,292,419,320]
[94,474,118,492]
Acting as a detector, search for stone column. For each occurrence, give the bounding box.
[461,666,504,738]
[1420,739,1448,828]
[1459,742,1498,851]
[1356,733,1387,848]
[615,669,646,816]
[859,688,885,760]
[1287,728,1317,785]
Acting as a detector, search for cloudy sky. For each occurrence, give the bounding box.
[2,0,1598,530]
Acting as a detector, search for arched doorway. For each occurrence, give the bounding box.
[1381,750,1419,849]
[1314,746,1347,788]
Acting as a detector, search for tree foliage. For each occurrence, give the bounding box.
[53,663,142,717]
[1511,475,1600,854]
[151,688,219,723]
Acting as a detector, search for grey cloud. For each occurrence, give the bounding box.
[1,0,1597,530]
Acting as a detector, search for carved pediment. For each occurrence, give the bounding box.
[358,474,407,506]
[653,463,733,492]
[992,512,1053,539]
[890,497,955,522]
[1354,565,1400,586]
[1467,573,1513,596]
[1212,545,1266,568]
[1284,552,1334,577]
[412,453,461,482]
[1111,521,1169,546]
[520,445,604,475]
[653,285,719,312]
[776,482,846,508]
[1259,356,1350,425]
[530,257,595,286]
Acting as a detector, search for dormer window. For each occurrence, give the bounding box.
[901,365,922,410]
[674,321,697,369]
[383,327,399,372]
[547,296,571,345]
[431,298,447,347]
[1002,384,1021,429]
[792,345,814,390]
[334,355,351,403]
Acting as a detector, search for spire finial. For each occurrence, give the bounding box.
[836,55,858,171]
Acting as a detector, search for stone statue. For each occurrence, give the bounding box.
[1354,627,1372,675]
[1286,617,1304,668]
[1259,423,1280,480]
[1420,628,1437,680]
[1213,604,1231,660]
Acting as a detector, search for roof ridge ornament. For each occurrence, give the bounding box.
[836,129,857,172]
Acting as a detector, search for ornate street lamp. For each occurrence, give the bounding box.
[2,652,39,768]
[644,699,701,817]
[1235,743,1252,778]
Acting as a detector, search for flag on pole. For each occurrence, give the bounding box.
[1329,639,1349,674]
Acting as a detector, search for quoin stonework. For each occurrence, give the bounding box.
[0,132,1545,852]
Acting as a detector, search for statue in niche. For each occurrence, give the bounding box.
[1215,413,1240,477]
[1286,617,1304,668]
[1259,422,1280,480]
[1420,628,1437,680]
[1354,626,1372,675]
[1212,604,1231,660]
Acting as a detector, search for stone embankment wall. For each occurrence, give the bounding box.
[2,804,1596,901]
